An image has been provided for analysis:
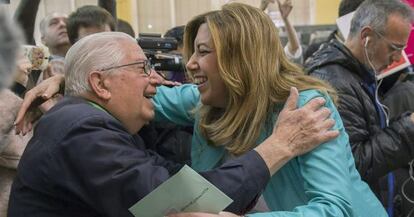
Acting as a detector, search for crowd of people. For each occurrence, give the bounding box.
[0,0,413,217]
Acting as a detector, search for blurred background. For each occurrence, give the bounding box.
[0,0,340,45]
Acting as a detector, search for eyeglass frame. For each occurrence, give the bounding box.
[97,60,175,81]
[98,60,152,76]
[373,29,407,53]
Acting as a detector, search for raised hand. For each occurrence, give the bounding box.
[276,0,293,20]
[259,0,276,11]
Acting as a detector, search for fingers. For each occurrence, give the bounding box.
[15,113,33,136]
[15,74,63,135]
[22,121,33,136]
[318,128,340,144]
[149,70,164,86]
[313,107,331,121]
[301,97,326,112]
[14,86,52,134]
[162,80,182,87]
[316,117,339,142]
[283,87,299,111]
[276,0,282,7]
[168,212,218,217]
[14,90,41,128]
[280,0,292,6]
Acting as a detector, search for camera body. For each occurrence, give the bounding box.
[137,33,184,72]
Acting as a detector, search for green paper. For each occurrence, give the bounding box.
[129,165,233,217]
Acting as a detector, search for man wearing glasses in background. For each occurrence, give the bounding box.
[305,0,414,216]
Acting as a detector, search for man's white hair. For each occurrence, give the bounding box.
[64,31,136,96]
[349,0,414,39]
[0,9,23,89]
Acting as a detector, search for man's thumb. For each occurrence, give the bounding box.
[284,87,299,111]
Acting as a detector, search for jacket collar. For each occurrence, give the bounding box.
[305,39,376,84]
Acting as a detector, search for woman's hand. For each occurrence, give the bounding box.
[14,74,64,135]
[168,211,240,217]
[150,69,182,87]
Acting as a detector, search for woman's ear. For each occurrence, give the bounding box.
[88,71,111,100]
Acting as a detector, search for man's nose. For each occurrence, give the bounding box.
[391,50,403,63]
[58,20,67,27]
[149,69,163,86]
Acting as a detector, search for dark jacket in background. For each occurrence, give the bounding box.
[303,30,340,63]
[382,78,414,216]
[304,39,414,198]
[8,97,270,217]
[383,79,414,120]
[140,122,192,166]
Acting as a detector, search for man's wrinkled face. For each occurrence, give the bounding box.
[41,13,70,48]
[367,14,411,73]
[102,39,156,133]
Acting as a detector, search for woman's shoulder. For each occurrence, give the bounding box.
[297,88,344,131]
[297,89,336,112]
[298,89,333,108]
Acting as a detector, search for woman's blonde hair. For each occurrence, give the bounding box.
[183,3,336,155]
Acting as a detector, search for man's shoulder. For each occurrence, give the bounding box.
[305,40,362,78]
[37,97,124,140]
[311,64,359,92]
[44,97,111,123]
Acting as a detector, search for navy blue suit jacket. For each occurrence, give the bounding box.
[8,97,269,217]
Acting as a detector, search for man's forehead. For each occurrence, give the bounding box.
[47,13,67,22]
[385,14,411,41]
[122,40,147,60]
[132,49,147,61]
[387,14,411,30]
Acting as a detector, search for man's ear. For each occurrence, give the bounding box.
[41,35,46,46]
[88,71,111,100]
[360,26,373,46]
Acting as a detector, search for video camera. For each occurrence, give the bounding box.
[137,33,184,72]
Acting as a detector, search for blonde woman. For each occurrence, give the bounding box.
[153,3,387,217]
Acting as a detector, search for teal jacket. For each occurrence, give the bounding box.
[153,84,387,217]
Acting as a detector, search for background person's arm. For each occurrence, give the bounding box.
[13,0,41,45]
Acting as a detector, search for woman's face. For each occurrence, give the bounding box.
[186,23,229,108]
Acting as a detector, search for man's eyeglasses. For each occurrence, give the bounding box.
[99,60,152,76]
[373,30,407,52]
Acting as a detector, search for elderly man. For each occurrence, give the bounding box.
[8,32,337,217]
[305,0,414,215]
